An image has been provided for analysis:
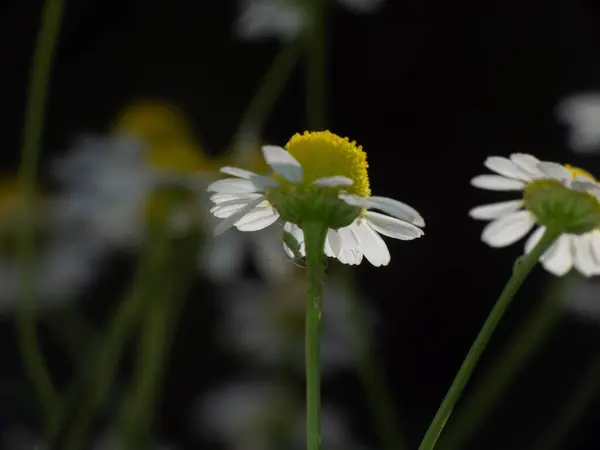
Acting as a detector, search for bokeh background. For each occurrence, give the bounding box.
[2,0,600,449]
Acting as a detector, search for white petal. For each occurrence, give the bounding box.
[481,211,535,247]
[589,231,600,263]
[510,153,542,176]
[220,166,279,188]
[313,176,354,187]
[211,200,252,219]
[469,200,523,220]
[353,219,391,267]
[210,192,262,205]
[207,178,263,194]
[283,222,305,258]
[471,175,524,191]
[234,207,280,232]
[214,196,266,236]
[261,145,304,183]
[336,226,362,265]
[484,156,532,181]
[340,194,425,227]
[540,235,573,276]
[363,211,424,240]
[572,235,600,277]
[537,162,571,181]
[524,226,545,254]
[326,229,342,257]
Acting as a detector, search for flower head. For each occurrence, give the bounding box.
[207,130,424,267]
[470,154,600,276]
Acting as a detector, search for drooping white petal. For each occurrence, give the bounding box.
[214,196,266,236]
[211,200,253,219]
[484,156,532,181]
[283,222,305,258]
[537,162,571,181]
[572,235,600,277]
[481,210,535,247]
[540,235,573,276]
[589,231,600,263]
[335,226,362,265]
[524,226,545,254]
[219,166,279,188]
[234,207,280,232]
[510,153,542,177]
[353,219,391,267]
[471,175,524,191]
[261,145,304,183]
[207,178,263,194]
[326,229,342,257]
[210,192,262,205]
[313,176,354,188]
[339,194,425,227]
[469,200,523,220]
[363,211,424,240]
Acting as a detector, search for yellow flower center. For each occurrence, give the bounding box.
[565,164,596,181]
[282,130,371,197]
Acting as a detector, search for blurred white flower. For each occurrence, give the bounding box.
[199,219,293,282]
[235,0,384,40]
[560,274,600,322]
[51,134,208,251]
[557,92,600,153]
[195,379,366,450]
[217,276,370,374]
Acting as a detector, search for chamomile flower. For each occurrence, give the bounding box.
[556,92,600,153]
[235,0,384,41]
[207,130,425,267]
[470,154,600,276]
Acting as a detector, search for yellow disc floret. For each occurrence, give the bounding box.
[565,164,596,182]
[284,130,371,197]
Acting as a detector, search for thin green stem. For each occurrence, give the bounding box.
[231,39,301,158]
[417,228,562,450]
[440,291,562,450]
[16,0,66,433]
[61,230,170,450]
[302,222,328,450]
[530,354,600,450]
[306,0,327,130]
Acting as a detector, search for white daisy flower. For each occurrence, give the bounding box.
[217,276,370,373]
[51,134,209,250]
[556,92,600,153]
[235,0,384,40]
[195,380,366,450]
[207,130,424,267]
[470,153,600,276]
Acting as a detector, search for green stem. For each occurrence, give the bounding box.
[417,227,562,450]
[302,222,328,450]
[306,0,327,130]
[440,290,562,450]
[530,353,600,450]
[16,0,66,433]
[61,230,170,450]
[231,39,301,158]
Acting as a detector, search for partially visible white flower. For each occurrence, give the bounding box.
[470,153,600,277]
[557,93,600,153]
[0,234,100,312]
[235,0,384,40]
[207,131,424,267]
[195,380,366,450]
[217,276,370,374]
[51,134,206,250]
[559,274,600,322]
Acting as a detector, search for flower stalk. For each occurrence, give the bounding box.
[302,221,328,450]
[417,227,562,450]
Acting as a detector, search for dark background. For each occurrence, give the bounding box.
[2,0,600,448]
